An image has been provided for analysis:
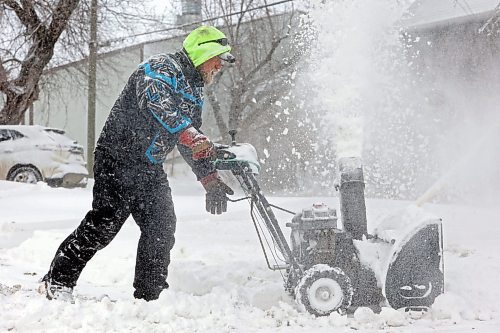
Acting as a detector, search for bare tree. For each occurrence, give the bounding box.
[0,0,174,125]
[202,0,304,141]
[480,2,500,35]
[0,0,80,125]
[201,1,317,192]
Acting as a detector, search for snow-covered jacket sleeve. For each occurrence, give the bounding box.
[136,57,199,135]
[177,143,216,181]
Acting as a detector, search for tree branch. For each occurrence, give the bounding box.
[5,0,41,33]
[244,33,288,83]
[239,80,291,130]
[0,59,8,90]
[206,86,230,140]
[46,0,80,43]
[1,0,81,124]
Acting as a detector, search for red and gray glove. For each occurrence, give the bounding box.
[201,172,234,215]
[178,126,215,161]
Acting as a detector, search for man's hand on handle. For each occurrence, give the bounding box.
[201,172,234,214]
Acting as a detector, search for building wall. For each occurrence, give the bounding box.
[406,17,500,117]
[32,48,140,155]
[403,15,500,204]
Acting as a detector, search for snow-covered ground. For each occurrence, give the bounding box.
[1,175,499,332]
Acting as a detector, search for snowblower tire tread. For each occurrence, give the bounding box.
[295,264,353,316]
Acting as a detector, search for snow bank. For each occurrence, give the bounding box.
[1,178,500,332]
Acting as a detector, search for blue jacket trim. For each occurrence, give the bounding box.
[149,109,192,134]
[145,132,162,164]
[142,63,203,107]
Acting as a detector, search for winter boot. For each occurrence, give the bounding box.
[39,280,74,303]
[133,288,161,301]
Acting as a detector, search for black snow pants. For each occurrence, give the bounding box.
[45,147,176,300]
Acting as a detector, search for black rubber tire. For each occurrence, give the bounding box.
[7,165,43,184]
[295,264,353,316]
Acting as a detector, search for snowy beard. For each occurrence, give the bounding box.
[201,68,219,86]
[201,70,213,86]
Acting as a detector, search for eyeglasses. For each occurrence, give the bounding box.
[198,38,228,46]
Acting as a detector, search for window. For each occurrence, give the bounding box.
[9,130,25,140]
[0,129,11,142]
[0,129,25,142]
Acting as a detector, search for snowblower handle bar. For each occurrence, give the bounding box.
[267,203,296,216]
[227,196,252,203]
[239,171,303,273]
[228,195,296,215]
[213,143,302,274]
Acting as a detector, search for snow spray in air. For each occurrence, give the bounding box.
[301,0,500,205]
[301,0,423,199]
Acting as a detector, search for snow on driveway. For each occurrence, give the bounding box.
[1,179,499,332]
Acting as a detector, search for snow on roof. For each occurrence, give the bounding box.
[0,124,56,132]
[0,125,66,139]
[403,0,499,29]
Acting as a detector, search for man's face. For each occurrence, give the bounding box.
[198,56,222,86]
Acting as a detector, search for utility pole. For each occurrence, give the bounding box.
[87,0,98,177]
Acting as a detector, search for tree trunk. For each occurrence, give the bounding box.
[0,0,80,125]
[205,86,229,140]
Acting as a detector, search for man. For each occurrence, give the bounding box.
[41,26,235,301]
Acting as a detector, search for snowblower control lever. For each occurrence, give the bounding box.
[228,129,237,146]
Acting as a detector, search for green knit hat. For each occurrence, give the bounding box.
[183,26,235,67]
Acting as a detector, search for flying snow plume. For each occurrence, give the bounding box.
[305,0,410,119]
[300,0,500,204]
[335,117,364,159]
[302,0,419,198]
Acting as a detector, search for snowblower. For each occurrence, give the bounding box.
[214,131,444,316]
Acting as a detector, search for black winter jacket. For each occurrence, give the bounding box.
[96,50,215,180]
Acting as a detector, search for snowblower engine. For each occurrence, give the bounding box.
[287,204,346,268]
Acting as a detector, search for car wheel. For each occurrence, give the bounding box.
[7,165,43,184]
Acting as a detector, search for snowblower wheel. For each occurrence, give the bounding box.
[295,264,353,316]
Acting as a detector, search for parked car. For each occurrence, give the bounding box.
[0,125,88,187]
